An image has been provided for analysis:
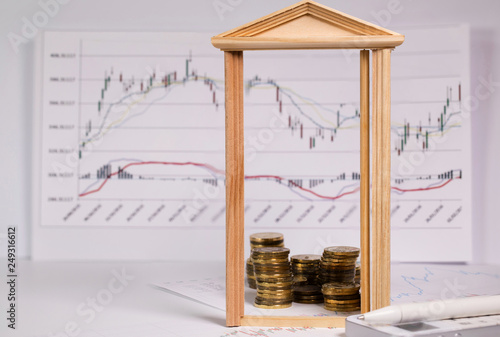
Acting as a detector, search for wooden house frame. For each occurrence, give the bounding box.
[211,0,404,328]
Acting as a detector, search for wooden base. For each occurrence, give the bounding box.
[240,315,346,328]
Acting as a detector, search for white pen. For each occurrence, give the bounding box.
[358,295,500,325]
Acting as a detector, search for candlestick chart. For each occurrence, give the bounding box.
[37,27,472,261]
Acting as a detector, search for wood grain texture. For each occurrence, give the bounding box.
[225,51,245,327]
[359,49,371,314]
[211,0,404,51]
[240,315,346,328]
[371,49,392,310]
[211,36,404,51]
[380,49,392,308]
[371,49,380,310]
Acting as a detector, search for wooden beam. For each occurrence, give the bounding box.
[224,51,245,326]
[240,316,346,328]
[359,49,371,314]
[371,49,392,310]
[212,35,405,51]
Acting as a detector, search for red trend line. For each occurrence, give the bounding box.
[79,161,224,197]
[245,175,360,200]
[79,161,456,198]
[391,178,453,193]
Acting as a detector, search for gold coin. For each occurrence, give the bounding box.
[255,297,293,304]
[291,254,321,263]
[324,306,360,312]
[257,288,292,295]
[251,240,284,245]
[321,262,356,267]
[320,261,356,265]
[252,247,289,254]
[323,294,360,301]
[256,281,293,287]
[253,263,290,269]
[257,294,293,300]
[257,293,292,298]
[294,299,324,304]
[292,265,319,270]
[320,258,357,263]
[320,267,356,273]
[324,298,361,304]
[251,244,285,251]
[253,255,289,261]
[293,292,322,297]
[323,246,360,257]
[293,285,322,294]
[319,270,356,275]
[250,232,284,243]
[253,264,290,269]
[251,241,284,247]
[257,287,292,293]
[257,284,292,289]
[254,302,292,309]
[293,270,319,274]
[322,257,355,261]
[319,273,355,278]
[254,269,291,273]
[319,272,355,278]
[324,303,361,308]
[256,275,292,282]
[319,275,355,281]
[252,257,289,263]
[293,261,320,265]
[257,280,293,287]
[255,268,290,272]
[322,282,360,294]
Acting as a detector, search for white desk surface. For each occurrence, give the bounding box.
[1,260,499,337]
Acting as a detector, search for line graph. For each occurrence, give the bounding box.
[391,264,500,303]
[78,159,458,199]
[37,27,472,261]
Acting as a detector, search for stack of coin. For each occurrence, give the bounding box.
[252,247,293,309]
[319,246,360,284]
[322,281,361,312]
[292,284,324,304]
[247,233,284,289]
[355,262,361,284]
[291,254,321,285]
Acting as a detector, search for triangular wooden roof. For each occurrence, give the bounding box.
[212,0,404,50]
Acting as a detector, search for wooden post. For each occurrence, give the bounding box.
[224,51,245,326]
[359,50,371,314]
[380,49,392,308]
[371,49,392,310]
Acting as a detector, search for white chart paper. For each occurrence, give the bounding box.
[34,26,472,261]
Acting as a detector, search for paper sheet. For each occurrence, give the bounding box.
[72,264,500,337]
